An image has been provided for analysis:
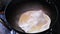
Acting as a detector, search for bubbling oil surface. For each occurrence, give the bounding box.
[18,10,51,33]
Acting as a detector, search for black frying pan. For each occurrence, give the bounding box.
[0,0,58,34]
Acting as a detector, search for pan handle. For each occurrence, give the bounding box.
[0,18,12,30]
[0,18,26,33]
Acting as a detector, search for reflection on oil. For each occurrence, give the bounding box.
[18,10,51,33]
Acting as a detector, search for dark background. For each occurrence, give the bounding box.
[52,0,60,34]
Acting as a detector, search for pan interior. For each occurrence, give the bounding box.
[5,0,57,33]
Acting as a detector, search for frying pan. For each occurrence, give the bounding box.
[0,0,58,34]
